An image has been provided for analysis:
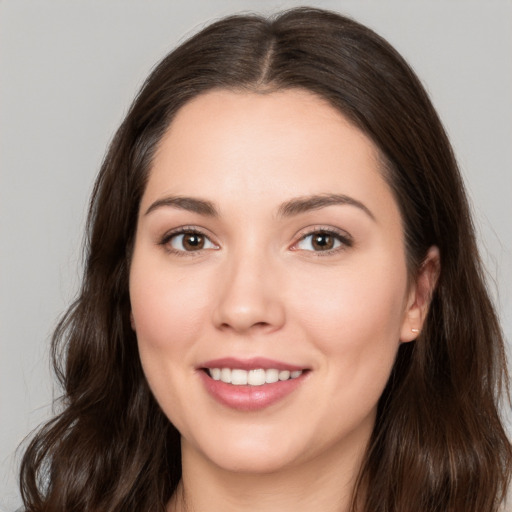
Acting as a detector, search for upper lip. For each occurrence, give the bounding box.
[199,357,307,372]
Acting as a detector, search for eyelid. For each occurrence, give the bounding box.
[290,225,353,254]
[158,224,352,256]
[159,225,219,255]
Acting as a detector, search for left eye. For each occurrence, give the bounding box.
[169,232,217,252]
[296,231,345,252]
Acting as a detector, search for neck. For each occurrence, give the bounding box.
[167,432,369,512]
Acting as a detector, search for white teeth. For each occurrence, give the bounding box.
[208,368,303,386]
[220,368,231,383]
[278,370,290,381]
[248,369,266,386]
[265,368,279,383]
[231,369,248,385]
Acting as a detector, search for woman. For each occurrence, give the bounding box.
[19,7,511,512]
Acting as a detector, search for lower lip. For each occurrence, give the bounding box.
[198,371,307,411]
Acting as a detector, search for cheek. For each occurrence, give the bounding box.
[128,256,216,422]
[129,255,213,430]
[291,255,408,382]
[130,260,209,351]
[290,263,407,441]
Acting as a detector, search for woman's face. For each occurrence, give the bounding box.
[130,89,424,474]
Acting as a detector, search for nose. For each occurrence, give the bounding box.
[212,250,286,334]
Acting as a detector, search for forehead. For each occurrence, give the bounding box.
[143,89,398,224]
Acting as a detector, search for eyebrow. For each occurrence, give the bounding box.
[277,193,375,221]
[144,193,375,221]
[145,196,218,217]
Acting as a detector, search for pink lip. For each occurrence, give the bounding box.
[199,357,305,372]
[197,357,309,411]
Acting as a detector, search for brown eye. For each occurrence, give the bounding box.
[296,230,349,252]
[183,233,204,250]
[311,232,335,251]
[169,231,216,252]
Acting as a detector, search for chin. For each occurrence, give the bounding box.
[210,449,299,475]
[187,429,305,475]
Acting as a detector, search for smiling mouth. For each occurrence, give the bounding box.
[204,368,304,386]
[199,361,309,410]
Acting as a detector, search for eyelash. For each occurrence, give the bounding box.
[159,226,353,256]
[159,226,218,257]
[293,226,353,256]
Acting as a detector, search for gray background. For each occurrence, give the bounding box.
[1,1,511,509]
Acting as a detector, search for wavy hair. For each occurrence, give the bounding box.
[20,7,511,511]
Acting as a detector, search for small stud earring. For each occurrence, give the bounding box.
[411,328,420,334]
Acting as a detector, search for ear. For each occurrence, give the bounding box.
[400,246,440,342]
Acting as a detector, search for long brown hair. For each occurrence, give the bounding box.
[20,7,511,511]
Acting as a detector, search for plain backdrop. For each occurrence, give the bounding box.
[1,1,511,509]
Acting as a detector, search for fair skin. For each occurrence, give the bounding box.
[129,89,439,512]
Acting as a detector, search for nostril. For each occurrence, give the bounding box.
[218,320,270,331]
[253,321,271,328]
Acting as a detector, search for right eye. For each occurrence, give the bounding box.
[295,230,344,252]
[167,230,217,252]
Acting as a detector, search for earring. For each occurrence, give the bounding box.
[411,328,420,334]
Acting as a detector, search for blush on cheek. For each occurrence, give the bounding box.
[297,271,406,388]
[131,277,186,342]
